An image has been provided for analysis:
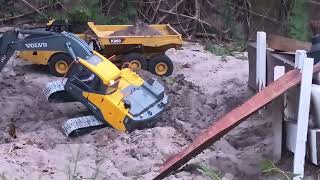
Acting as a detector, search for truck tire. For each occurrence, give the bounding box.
[148,54,174,76]
[122,53,147,70]
[48,53,73,77]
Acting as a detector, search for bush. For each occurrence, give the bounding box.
[288,0,310,41]
[46,0,137,25]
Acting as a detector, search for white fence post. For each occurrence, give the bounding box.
[272,66,285,162]
[293,57,314,180]
[256,31,267,91]
[295,50,307,69]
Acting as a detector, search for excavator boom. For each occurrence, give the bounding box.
[0,29,92,72]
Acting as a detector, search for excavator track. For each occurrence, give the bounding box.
[62,115,106,137]
[44,81,107,137]
[43,79,75,103]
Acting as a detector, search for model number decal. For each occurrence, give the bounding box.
[109,38,124,44]
[25,43,48,48]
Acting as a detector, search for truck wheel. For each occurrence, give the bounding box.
[148,54,174,76]
[122,53,147,70]
[48,53,73,77]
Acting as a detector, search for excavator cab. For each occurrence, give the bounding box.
[53,51,168,135]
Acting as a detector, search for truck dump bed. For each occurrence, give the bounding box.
[87,22,182,48]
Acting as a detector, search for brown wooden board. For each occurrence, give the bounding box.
[153,64,320,180]
[267,34,311,53]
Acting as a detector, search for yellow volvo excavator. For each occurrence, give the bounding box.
[0,29,168,136]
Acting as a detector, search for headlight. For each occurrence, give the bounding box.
[109,80,115,85]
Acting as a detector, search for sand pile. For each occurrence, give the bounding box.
[159,73,252,140]
[110,20,162,36]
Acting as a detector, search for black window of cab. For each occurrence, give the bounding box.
[71,65,119,95]
[71,66,106,94]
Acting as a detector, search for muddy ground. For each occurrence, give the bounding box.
[0,42,316,180]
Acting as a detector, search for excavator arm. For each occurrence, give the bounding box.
[0,29,93,72]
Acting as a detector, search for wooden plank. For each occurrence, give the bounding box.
[154,63,320,180]
[268,34,311,53]
[293,58,314,180]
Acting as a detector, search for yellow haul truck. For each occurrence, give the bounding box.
[18,20,183,77]
[0,30,168,136]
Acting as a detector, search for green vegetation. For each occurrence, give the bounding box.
[0,0,14,20]
[110,1,137,24]
[260,159,299,180]
[205,40,246,57]
[220,0,247,41]
[162,76,175,85]
[66,147,100,180]
[45,0,137,24]
[196,164,223,180]
[46,0,106,24]
[288,0,309,41]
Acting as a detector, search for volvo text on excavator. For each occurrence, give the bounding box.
[0,29,168,136]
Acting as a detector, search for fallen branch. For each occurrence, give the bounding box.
[195,33,216,39]
[308,0,320,6]
[158,8,228,35]
[107,0,116,16]
[102,0,112,9]
[193,0,200,35]
[55,0,68,11]
[0,2,58,22]
[20,0,46,18]
[173,1,191,37]
[205,0,222,14]
[158,9,211,26]
[227,1,280,23]
[157,0,184,23]
[151,0,162,22]
[138,9,151,23]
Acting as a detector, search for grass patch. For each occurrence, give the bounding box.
[66,146,100,180]
[204,40,247,57]
[196,164,224,180]
[260,159,300,180]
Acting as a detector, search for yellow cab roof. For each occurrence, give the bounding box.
[79,56,120,85]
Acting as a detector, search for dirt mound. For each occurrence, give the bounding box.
[158,73,251,141]
[110,21,162,36]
